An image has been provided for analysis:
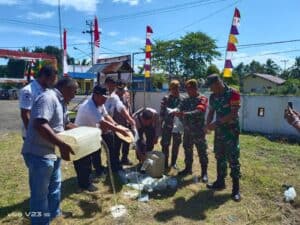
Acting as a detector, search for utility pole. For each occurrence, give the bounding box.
[281,59,289,72]
[82,20,94,65]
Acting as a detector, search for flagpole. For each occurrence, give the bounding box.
[58,0,63,77]
[143,27,146,108]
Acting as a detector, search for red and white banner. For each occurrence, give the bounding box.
[93,16,100,64]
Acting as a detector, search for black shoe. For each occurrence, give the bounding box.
[206,179,226,190]
[232,178,241,202]
[171,164,178,170]
[201,174,208,183]
[121,158,133,166]
[178,168,192,176]
[77,184,99,193]
[231,192,241,202]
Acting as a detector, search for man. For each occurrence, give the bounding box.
[74,85,130,190]
[284,107,300,132]
[19,65,58,139]
[104,76,135,126]
[160,80,182,170]
[205,74,241,202]
[174,79,209,183]
[22,77,78,225]
[113,80,133,165]
[133,107,160,163]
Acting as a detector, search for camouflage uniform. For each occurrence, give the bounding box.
[160,94,182,168]
[209,86,241,180]
[179,94,208,173]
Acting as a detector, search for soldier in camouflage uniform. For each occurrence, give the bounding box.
[160,80,182,170]
[205,74,241,202]
[174,79,209,182]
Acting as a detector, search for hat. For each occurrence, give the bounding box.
[93,85,108,97]
[205,74,221,87]
[104,76,116,84]
[115,125,134,143]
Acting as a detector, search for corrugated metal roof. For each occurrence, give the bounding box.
[246,73,286,85]
[87,63,108,74]
[87,61,133,74]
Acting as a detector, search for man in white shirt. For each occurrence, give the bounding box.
[74,85,129,191]
[19,65,58,139]
[104,77,135,126]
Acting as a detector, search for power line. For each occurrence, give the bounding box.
[101,0,227,22]
[161,0,240,38]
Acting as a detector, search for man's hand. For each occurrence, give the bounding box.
[128,118,136,127]
[118,126,130,137]
[205,123,217,132]
[284,107,298,125]
[58,142,75,161]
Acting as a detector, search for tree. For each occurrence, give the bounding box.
[179,32,220,78]
[151,73,167,89]
[263,59,281,75]
[151,32,220,79]
[244,60,264,74]
[7,59,26,78]
[206,64,220,76]
[289,57,300,79]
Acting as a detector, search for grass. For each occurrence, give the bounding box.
[0,131,299,225]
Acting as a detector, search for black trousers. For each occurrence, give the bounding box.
[115,135,130,161]
[73,154,93,189]
[137,126,155,154]
[102,133,122,172]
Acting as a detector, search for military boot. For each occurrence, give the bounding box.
[231,178,241,202]
[206,176,226,190]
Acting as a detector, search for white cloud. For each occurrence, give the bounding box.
[107,31,119,37]
[112,0,151,6]
[115,37,144,46]
[28,30,60,38]
[26,11,55,20]
[0,0,20,5]
[39,0,101,14]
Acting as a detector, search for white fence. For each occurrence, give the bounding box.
[133,91,300,137]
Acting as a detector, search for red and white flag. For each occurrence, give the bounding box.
[63,29,68,76]
[93,16,100,64]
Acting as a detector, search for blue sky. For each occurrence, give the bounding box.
[0,0,299,70]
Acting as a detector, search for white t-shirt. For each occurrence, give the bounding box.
[19,80,44,138]
[104,92,125,117]
[75,97,108,127]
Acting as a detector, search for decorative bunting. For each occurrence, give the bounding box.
[223,68,232,78]
[225,60,233,68]
[223,8,241,78]
[144,25,153,78]
[230,25,239,35]
[146,39,152,45]
[229,34,238,44]
[227,43,237,52]
[234,8,240,18]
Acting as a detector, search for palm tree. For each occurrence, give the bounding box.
[263,59,281,75]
